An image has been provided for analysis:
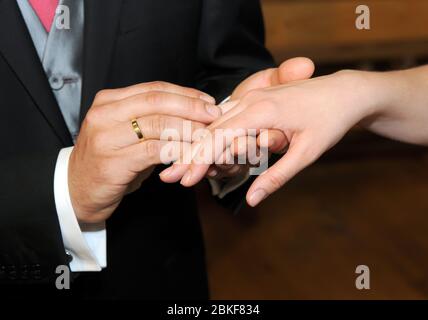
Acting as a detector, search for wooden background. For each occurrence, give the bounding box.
[263,0,428,65]
[199,0,428,300]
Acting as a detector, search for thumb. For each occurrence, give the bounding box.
[231,68,278,100]
[231,57,315,100]
[246,139,314,207]
[278,57,315,83]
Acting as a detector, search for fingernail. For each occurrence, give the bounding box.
[248,189,268,207]
[181,170,193,186]
[208,169,218,178]
[205,104,221,118]
[159,167,174,178]
[200,95,216,104]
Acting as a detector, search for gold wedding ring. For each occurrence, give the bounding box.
[131,119,144,140]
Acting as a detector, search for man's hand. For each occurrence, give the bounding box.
[68,82,221,223]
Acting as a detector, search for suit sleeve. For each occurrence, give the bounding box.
[0,150,69,285]
[196,0,275,102]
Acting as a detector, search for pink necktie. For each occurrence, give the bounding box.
[29,0,59,32]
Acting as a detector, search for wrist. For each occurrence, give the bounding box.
[68,156,116,224]
[336,70,390,123]
[68,150,86,222]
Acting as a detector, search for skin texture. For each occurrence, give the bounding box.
[169,65,428,207]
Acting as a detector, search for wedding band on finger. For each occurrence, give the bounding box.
[131,119,144,140]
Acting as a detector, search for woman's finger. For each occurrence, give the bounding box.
[180,108,265,187]
[246,137,317,207]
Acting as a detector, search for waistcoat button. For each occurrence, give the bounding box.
[50,75,64,90]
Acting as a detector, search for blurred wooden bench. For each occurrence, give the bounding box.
[262,0,428,64]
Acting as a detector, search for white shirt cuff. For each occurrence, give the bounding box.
[54,147,107,272]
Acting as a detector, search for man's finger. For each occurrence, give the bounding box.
[94,82,215,106]
[106,91,221,123]
[122,140,191,172]
[109,116,206,148]
[159,162,192,183]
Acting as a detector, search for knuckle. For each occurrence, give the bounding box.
[144,91,164,106]
[94,89,112,103]
[148,115,167,135]
[143,140,160,158]
[266,171,286,190]
[85,106,104,125]
[119,86,135,97]
[158,116,170,133]
[187,88,202,96]
[188,97,205,114]
[147,81,168,91]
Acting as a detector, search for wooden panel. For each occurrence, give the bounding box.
[262,0,428,63]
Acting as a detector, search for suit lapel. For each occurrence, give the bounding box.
[0,0,72,145]
[80,0,123,121]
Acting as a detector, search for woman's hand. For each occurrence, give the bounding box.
[178,70,384,206]
[160,57,315,184]
[160,64,428,207]
[205,57,315,180]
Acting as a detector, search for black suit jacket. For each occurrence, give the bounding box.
[0,0,274,299]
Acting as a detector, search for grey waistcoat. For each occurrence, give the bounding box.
[17,0,84,142]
